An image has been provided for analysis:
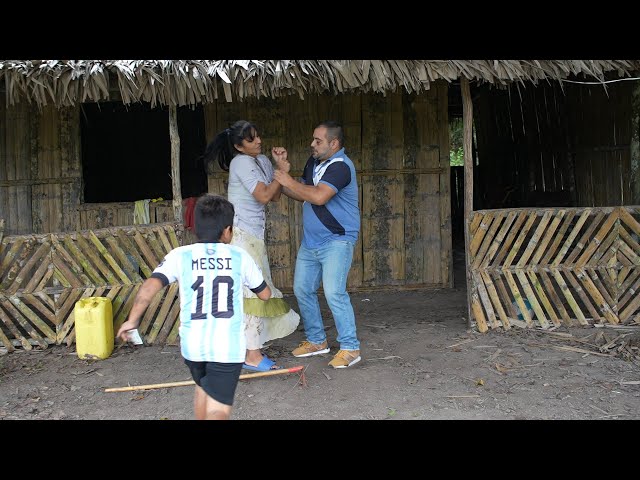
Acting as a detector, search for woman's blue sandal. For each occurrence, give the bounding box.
[242,355,283,372]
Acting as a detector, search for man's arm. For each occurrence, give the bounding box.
[274,170,336,205]
[116,277,164,342]
[281,184,306,202]
[252,180,282,204]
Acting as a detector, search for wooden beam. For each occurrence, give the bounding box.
[169,106,182,223]
[461,77,475,328]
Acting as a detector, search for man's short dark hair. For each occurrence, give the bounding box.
[316,120,344,148]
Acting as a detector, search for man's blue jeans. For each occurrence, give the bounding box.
[293,240,360,351]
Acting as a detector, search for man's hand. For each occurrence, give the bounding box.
[274,169,295,188]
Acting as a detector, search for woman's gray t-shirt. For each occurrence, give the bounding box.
[227,153,274,239]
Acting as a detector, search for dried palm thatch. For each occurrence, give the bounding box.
[1,60,638,108]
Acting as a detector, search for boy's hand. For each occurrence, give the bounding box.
[116,320,139,342]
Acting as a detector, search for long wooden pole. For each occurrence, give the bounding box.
[169,106,182,223]
[461,77,475,328]
[104,365,304,393]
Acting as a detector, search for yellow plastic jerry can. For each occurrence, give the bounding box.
[74,297,114,360]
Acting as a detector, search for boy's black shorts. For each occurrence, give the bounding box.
[184,359,244,406]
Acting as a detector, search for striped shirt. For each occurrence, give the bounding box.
[300,148,360,248]
[151,243,267,363]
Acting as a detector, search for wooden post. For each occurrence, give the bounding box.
[461,77,475,328]
[169,106,182,223]
[631,80,640,204]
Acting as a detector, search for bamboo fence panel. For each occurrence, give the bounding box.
[467,206,640,330]
[0,222,183,350]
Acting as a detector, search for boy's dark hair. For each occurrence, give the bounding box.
[201,120,260,173]
[194,194,235,243]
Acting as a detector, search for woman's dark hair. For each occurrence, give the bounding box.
[194,194,235,243]
[201,120,259,173]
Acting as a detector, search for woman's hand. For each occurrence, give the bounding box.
[272,147,291,173]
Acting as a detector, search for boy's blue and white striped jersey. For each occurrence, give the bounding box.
[151,242,267,363]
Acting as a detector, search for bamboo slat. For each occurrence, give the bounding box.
[526,271,561,326]
[133,230,159,273]
[88,230,130,284]
[490,211,529,268]
[481,211,516,269]
[8,241,50,294]
[552,209,592,266]
[145,283,178,344]
[573,269,617,324]
[540,210,575,265]
[515,211,552,268]
[515,270,549,329]
[473,271,499,329]
[537,269,571,325]
[0,325,14,351]
[480,270,510,329]
[1,238,32,290]
[62,235,103,284]
[562,270,593,325]
[165,299,182,345]
[470,291,488,333]
[113,285,140,332]
[503,212,537,268]
[7,295,56,342]
[156,291,181,344]
[1,298,48,348]
[0,297,32,349]
[22,247,51,293]
[21,293,56,325]
[530,210,564,266]
[564,211,605,265]
[472,212,503,269]
[574,209,619,267]
[75,233,117,284]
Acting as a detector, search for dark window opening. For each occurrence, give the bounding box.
[81,102,207,203]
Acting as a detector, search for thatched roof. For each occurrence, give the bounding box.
[1,60,639,108]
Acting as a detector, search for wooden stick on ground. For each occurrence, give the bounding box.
[104,365,304,393]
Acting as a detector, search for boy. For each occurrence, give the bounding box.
[116,194,271,420]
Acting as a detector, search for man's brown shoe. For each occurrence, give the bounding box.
[292,340,330,358]
[328,349,361,368]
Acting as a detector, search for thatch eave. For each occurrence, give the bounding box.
[1,60,638,108]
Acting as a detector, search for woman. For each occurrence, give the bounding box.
[202,120,300,371]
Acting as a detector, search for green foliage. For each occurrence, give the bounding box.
[450,147,464,166]
[449,117,465,166]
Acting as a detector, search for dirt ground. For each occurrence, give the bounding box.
[1,252,639,421]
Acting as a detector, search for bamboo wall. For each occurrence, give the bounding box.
[568,83,633,206]
[0,222,182,351]
[78,200,176,230]
[468,206,640,332]
[204,85,453,290]
[0,102,82,235]
[474,80,633,210]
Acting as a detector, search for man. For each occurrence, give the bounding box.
[273,120,361,368]
[116,194,271,419]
